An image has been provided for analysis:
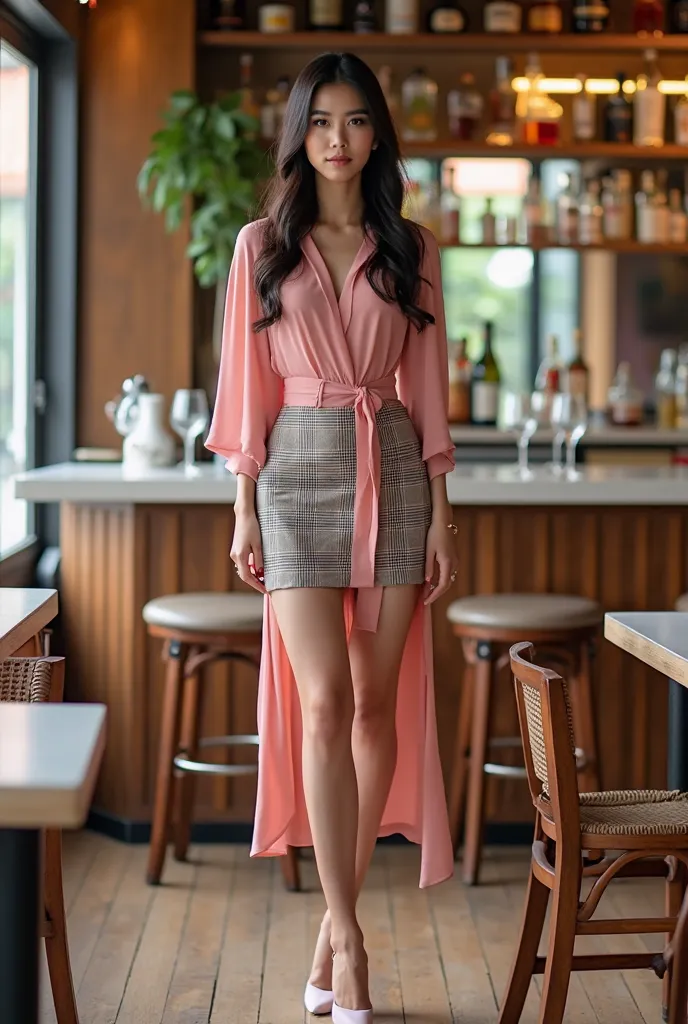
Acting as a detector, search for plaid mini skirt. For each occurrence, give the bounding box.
[255,400,432,592]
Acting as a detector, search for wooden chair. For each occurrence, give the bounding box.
[144,592,300,891]
[500,641,688,1024]
[447,593,602,884]
[0,656,79,1024]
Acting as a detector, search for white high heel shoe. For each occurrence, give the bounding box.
[331,953,373,1023]
[304,982,334,1016]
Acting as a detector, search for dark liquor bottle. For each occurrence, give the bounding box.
[572,1,610,31]
[353,0,378,31]
[427,0,469,32]
[669,0,688,31]
[471,322,501,427]
[528,0,563,32]
[214,0,246,30]
[633,0,665,34]
[309,0,344,29]
[604,73,633,143]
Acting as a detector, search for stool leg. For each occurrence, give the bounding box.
[462,642,494,886]
[570,638,600,793]
[448,651,475,858]
[174,655,204,863]
[43,829,79,1024]
[280,848,301,892]
[147,639,185,885]
[665,860,688,1020]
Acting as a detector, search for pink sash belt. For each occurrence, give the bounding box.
[282,375,399,632]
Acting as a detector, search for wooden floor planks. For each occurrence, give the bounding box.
[38,833,674,1024]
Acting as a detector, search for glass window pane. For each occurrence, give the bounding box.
[539,160,581,365]
[0,41,36,555]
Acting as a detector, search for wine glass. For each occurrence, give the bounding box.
[550,393,588,477]
[566,395,588,476]
[502,391,538,476]
[549,393,571,474]
[170,389,210,476]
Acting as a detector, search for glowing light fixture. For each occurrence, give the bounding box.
[512,76,688,96]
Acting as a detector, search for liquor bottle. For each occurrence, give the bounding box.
[535,334,563,394]
[572,0,610,31]
[400,68,438,142]
[484,1,522,32]
[427,0,469,32]
[675,81,688,143]
[555,171,580,245]
[572,74,597,141]
[633,0,665,33]
[636,169,669,243]
[604,73,633,142]
[239,54,260,140]
[471,322,501,426]
[634,49,666,147]
[440,166,461,244]
[670,0,688,31]
[522,174,549,246]
[448,338,472,424]
[528,0,563,32]
[385,0,419,32]
[485,57,516,147]
[354,0,378,31]
[669,188,688,241]
[655,349,678,428]
[377,66,400,124]
[601,169,633,240]
[309,0,344,29]
[260,75,290,140]
[675,344,688,426]
[447,72,484,141]
[482,197,497,245]
[215,0,246,29]
[517,52,563,146]
[566,330,590,401]
[607,362,644,426]
[578,179,604,245]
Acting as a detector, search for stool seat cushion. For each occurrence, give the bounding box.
[676,593,688,613]
[447,593,602,631]
[142,592,263,633]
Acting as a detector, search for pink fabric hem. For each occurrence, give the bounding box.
[249,588,455,890]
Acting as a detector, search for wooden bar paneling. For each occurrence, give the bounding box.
[61,502,687,830]
[77,0,195,449]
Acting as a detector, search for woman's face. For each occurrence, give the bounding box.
[304,82,376,184]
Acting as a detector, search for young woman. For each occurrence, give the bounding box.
[205,51,459,1024]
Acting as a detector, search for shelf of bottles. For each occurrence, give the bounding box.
[198,31,688,50]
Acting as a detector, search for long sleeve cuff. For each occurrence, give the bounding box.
[426,451,455,481]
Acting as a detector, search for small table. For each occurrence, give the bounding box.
[604,612,688,790]
[0,703,107,1024]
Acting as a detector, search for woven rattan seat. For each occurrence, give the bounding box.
[0,657,52,702]
[539,789,688,837]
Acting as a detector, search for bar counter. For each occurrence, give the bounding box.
[13,463,688,841]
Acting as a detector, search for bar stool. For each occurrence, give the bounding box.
[143,591,300,891]
[447,593,602,885]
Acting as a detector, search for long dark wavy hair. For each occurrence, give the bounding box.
[253,52,434,334]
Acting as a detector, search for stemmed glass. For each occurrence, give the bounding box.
[550,393,588,477]
[170,389,210,476]
[502,391,541,476]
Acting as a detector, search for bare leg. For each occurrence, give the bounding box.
[308,584,421,990]
[269,587,370,1012]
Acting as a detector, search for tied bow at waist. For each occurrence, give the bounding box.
[282,376,399,632]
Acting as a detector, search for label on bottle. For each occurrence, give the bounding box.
[385,0,419,32]
[572,95,596,140]
[310,0,342,24]
[484,2,522,32]
[634,86,666,147]
[670,212,687,244]
[429,7,466,31]
[529,4,563,31]
[605,103,632,143]
[567,367,589,399]
[471,382,500,423]
[572,3,609,19]
[675,103,688,146]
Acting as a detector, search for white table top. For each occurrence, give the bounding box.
[0,704,106,828]
[0,588,58,659]
[604,612,688,689]
[12,461,688,506]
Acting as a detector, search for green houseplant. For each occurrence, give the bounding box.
[137,88,267,371]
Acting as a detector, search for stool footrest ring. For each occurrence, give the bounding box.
[484,763,528,779]
[173,734,259,776]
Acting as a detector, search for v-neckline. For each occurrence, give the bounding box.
[304,231,370,309]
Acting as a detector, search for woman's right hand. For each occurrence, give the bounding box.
[231,504,266,595]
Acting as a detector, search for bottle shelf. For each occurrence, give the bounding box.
[198,31,688,53]
[402,141,688,160]
[438,241,688,254]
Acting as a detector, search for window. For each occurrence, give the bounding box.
[0,38,38,556]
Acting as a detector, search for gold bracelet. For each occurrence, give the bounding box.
[447,523,458,535]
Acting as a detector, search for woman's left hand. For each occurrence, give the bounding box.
[423,517,459,607]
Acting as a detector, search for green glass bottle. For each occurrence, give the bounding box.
[471,322,501,426]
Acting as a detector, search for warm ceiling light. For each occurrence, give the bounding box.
[512,76,687,96]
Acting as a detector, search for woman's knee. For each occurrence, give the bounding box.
[353,681,396,738]
[302,682,353,744]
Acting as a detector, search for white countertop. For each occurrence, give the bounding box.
[12,461,688,506]
[0,703,106,827]
[605,613,688,689]
[449,425,688,447]
[0,588,58,659]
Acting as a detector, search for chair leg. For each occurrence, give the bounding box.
[44,830,79,1024]
[280,847,301,892]
[147,639,186,885]
[537,848,580,1024]
[666,862,688,1022]
[173,656,204,863]
[461,644,494,886]
[448,657,475,858]
[570,638,600,793]
[498,861,550,1024]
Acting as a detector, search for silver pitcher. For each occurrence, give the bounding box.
[104,375,151,437]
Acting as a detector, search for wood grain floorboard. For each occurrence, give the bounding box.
[33,833,682,1024]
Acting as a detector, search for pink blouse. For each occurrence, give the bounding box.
[206,218,456,888]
